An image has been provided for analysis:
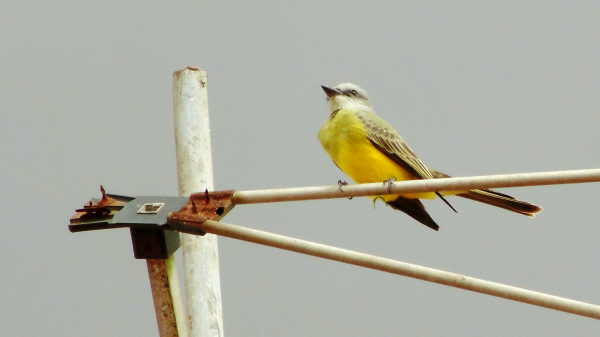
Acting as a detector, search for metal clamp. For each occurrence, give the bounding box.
[69,186,235,259]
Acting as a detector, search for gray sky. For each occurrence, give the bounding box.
[2,1,600,336]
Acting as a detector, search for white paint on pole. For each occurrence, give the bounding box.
[173,67,224,337]
[198,219,600,320]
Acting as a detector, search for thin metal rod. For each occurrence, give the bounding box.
[173,67,224,337]
[146,256,187,337]
[198,219,600,320]
[233,168,600,204]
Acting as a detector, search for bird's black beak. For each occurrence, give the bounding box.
[321,85,341,98]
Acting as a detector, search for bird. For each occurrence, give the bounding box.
[318,82,542,231]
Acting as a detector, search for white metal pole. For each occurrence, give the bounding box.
[173,67,224,337]
[232,168,600,204]
[198,219,600,320]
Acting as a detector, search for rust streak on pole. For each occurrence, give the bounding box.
[147,257,182,337]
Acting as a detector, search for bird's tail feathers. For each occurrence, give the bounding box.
[456,189,542,217]
[428,168,542,217]
[386,197,439,231]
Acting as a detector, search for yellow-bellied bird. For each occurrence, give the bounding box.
[318,83,542,231]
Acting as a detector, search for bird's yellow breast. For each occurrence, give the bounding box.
[318,108,436,200]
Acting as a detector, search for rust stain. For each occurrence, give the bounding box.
[168,190,235,230]
[96,185,117,207]
[75,185,120,214]
[71,185,127,224]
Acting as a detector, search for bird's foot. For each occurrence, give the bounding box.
[373,195,386,209]
[338,180,348,192]
[383,177,396,193]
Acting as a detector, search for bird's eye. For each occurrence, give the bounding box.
[351,90,358,96]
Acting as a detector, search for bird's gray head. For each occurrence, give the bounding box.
[321,83,373,113]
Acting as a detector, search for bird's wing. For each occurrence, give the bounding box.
[357,111,457,212]
[356,111,434,181]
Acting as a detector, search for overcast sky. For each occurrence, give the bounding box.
[2,1,600,336]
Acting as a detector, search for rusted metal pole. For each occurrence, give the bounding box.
[232,168,600,204]
[173,67,224,337]
[197,219,600,320]
[147,256,187,337]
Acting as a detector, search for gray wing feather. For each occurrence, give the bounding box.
[356,111,434,180]
[356,111,457,212]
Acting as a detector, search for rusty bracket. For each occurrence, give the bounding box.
[167,189,235,236]
[69,186,235,259]
[70,185,134,231]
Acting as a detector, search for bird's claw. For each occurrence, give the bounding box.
[338,180,348,192]
[383,177,396,193]
[372,195,386,209]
